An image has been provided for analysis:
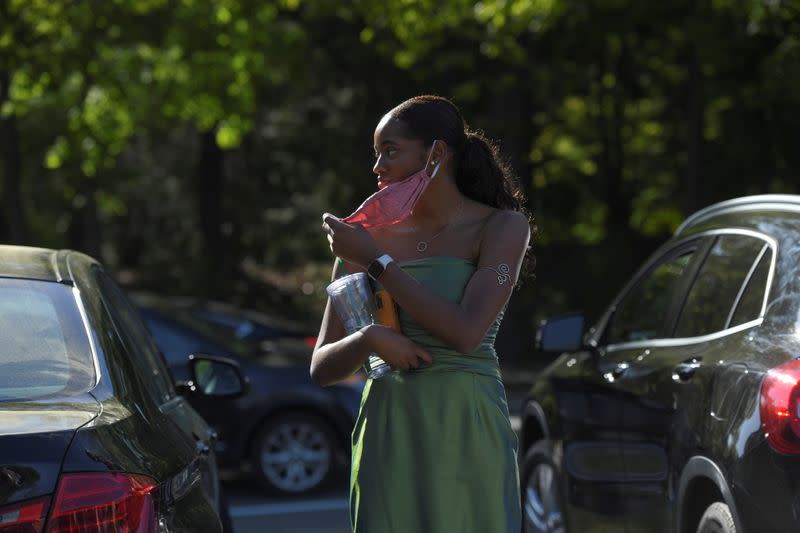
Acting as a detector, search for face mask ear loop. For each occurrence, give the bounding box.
[427,140,442,179]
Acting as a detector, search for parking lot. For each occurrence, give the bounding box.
[226,480,350,533]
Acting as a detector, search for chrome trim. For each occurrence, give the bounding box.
[52,250,64,283]
[675,194,800,236]
[688,229,778,322]
[600,227,777,353]
[165,460,202,504]
[725,244,768,328]
[73,286,102,387]
[159,395,185,414]
[758,236,777,320]
[606,318,763,353]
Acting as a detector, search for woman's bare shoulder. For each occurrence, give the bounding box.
[471,204,528,231]
[480,209,530,249]
[490,208,529,227]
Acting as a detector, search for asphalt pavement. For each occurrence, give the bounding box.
[225,418,522,533]
[225,477,350,533]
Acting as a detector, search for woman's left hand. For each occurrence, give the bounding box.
[322,213,381,267]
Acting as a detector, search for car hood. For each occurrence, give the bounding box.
[0,393,101,505]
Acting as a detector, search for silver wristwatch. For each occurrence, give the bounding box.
[367,254,394,281]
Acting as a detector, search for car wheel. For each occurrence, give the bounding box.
[252,412,337,495]
[520,441,566,533]
[697,502,736,533]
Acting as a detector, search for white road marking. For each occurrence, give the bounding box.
[230,498,350,517]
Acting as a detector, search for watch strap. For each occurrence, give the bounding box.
[368,254,393,281]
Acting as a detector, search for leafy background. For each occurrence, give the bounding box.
[2,0,798,365]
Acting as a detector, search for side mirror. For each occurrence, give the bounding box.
[536,313,586,353]
[186,354,248,398]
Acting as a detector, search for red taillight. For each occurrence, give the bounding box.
[760,359,800,454]
[45,473,158,533]
[304,336,318,348]
[0,496,49,533]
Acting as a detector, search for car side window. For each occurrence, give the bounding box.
[93,269,176,403]
[674,235,766,338]
[729,246,772,327]
[605,251,695,345]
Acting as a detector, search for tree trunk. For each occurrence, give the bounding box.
[600,84,631,238]
[68,178,102,259]
[685,45,704,214]
[195,129,227,297]
[0,70,26,244]
[488,83,532,182]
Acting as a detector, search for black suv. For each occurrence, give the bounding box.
[520,195,800,533]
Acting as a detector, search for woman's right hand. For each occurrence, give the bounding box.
[363,324,433,371]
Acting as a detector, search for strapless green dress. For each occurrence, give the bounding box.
[349,256,521,533]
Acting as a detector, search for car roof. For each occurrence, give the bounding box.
[0,245,95,283]
[675,194,800,236]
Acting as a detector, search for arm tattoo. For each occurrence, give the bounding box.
[478,263,511,286]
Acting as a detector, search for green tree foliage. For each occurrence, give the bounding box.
[1,0,798,362]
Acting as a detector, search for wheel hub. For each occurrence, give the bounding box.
[260,420,332,493]
[524,462,565,533]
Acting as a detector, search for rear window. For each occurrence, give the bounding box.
[674,235,767,338]
[0,278,95,401]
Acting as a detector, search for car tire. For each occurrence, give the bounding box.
[520,441,566,533]
[252,412,338,496]
[696,502,736,533]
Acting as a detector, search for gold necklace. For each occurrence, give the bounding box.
[416,198,465,253]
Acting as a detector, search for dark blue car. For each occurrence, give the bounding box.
[133,294,364,496]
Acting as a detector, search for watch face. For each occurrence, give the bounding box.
[368,255,391,280]
[368,261,383,279]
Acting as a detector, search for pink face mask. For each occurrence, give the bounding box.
[344,142,441,228]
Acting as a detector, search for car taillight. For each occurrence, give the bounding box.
[303,336,318,348]
[0,496,49,533]
[760,359,800,454]
[45,473,158,533]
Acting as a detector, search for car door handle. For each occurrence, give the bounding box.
[612,363,629,379]
[195,440,211,457]
[673,358,702,382]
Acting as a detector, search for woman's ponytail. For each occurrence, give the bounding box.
[389,95,536,283]
[456,130,522,212]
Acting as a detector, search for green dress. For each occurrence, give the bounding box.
[350,256,521,533]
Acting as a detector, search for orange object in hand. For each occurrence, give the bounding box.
[374,289,401,332]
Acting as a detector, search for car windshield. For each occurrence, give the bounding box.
[131,293,313,367]
[172,310,313,366]
[192,304,307,338]
[0,278,95,401]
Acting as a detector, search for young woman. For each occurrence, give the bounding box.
[313,95,532,532]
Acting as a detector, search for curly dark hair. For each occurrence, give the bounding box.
[388,95,536,284]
